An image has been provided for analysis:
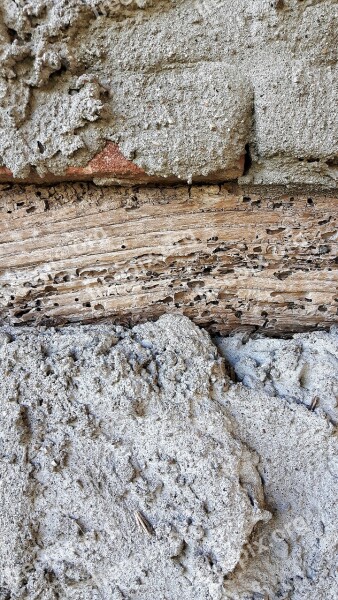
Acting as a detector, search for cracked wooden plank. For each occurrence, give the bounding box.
[0,182,337,334]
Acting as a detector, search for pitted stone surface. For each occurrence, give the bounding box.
[0,0,336,184]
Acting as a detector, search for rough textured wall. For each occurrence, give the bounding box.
[0,0,337,185]
[0,316,337,599]
[1,3,337,600]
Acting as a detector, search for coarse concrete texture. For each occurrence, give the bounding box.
[0,316,270,600]
[0,0,337,185]
[214,327,338,425]
[0,315,337,599]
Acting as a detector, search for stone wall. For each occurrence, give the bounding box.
[0,0,336,186]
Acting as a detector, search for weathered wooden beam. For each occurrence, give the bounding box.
[0,182,337,334]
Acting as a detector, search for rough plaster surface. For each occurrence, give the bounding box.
[0,315,337,599]
[215,328,338,425]
[0,316,270,599]
[0,0,337,184]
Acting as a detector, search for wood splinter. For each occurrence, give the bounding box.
[134,510,154,536]
[310,396,319,412]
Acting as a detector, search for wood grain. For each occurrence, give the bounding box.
[0,182,337,334]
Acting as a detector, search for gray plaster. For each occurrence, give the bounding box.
[0,0,337,184]
[0,315,337,599]
[215,327,338,425]
[0,316,269,600]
